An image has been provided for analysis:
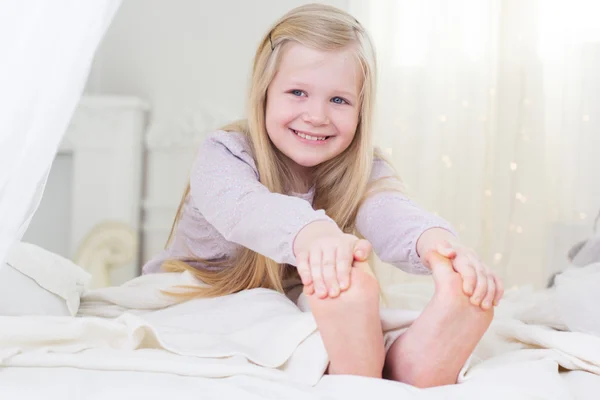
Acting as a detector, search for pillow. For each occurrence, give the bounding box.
[554,263,600,336]
[0,242,91,316]
[548,209,600,287]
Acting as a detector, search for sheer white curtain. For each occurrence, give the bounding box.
[0,0,122,266]
[350,0,600,288]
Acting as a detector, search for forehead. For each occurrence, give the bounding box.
[274,42,362,94]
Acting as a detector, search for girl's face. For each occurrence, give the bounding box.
[265,43,361,175]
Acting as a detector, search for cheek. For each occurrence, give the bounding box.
[266,99,286,137]
[334,110,360,140]
[266,99,297,130]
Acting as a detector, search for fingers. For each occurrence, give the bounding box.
[296,251,311,286]
[425,251,454,277]
[353,239,372,261]
[456,255,505,310]
[303,282,314,296]
[298,251,314,296]
[299,235,372,299]
[452,254,476,296]
[435,240,457,259]
[310,248,327,298]
[437,245,504,310]
[337,242,353,291]
[481,275,495,310]
[469,258,488,307]
[493,274,504,306]
[322,247,339,298]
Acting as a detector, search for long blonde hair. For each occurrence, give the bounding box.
[163,4,394,298]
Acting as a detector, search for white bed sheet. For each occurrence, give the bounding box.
[1,266,599,399]
[0,363,594,400]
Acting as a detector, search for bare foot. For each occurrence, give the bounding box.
[308,261,386,378]
[384,253,493,388]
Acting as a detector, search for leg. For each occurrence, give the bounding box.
[307,261,385,378]
[383,253,494,388]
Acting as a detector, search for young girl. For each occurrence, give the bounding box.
[143,3,503,388]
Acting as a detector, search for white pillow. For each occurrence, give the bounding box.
[555,263,600,336]
[0,242,91,316]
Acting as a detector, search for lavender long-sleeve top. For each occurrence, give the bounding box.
[142,130,456,276]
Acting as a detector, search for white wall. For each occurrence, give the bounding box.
[86,0,350,266]
[88,0,348,120]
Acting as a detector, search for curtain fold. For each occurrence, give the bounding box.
[0,0,122,266]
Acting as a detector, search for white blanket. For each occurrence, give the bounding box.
[1,267,599,399]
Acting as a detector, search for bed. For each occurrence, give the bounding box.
[1,253,600,399]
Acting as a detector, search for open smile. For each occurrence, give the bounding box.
[290,128,332,143]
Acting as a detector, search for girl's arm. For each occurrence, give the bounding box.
[190,131,335,266]
[356,158,503,309]
[355,159,457,274]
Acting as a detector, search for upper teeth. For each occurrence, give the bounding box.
[293,129,327,141]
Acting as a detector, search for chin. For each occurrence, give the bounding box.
[289,155,326,168]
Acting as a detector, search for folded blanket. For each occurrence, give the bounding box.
[0,272,327,385]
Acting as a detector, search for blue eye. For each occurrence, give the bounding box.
[291,89,306,97]
[331,96,348,105]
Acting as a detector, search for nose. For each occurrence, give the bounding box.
[302,99,329,126]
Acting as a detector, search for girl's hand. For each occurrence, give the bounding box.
[433,241,504,310]
[294,221,372,299]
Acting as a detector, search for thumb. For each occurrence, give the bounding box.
[353,239,372,261]
[425,251,454,278]
[436,240,457,259]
